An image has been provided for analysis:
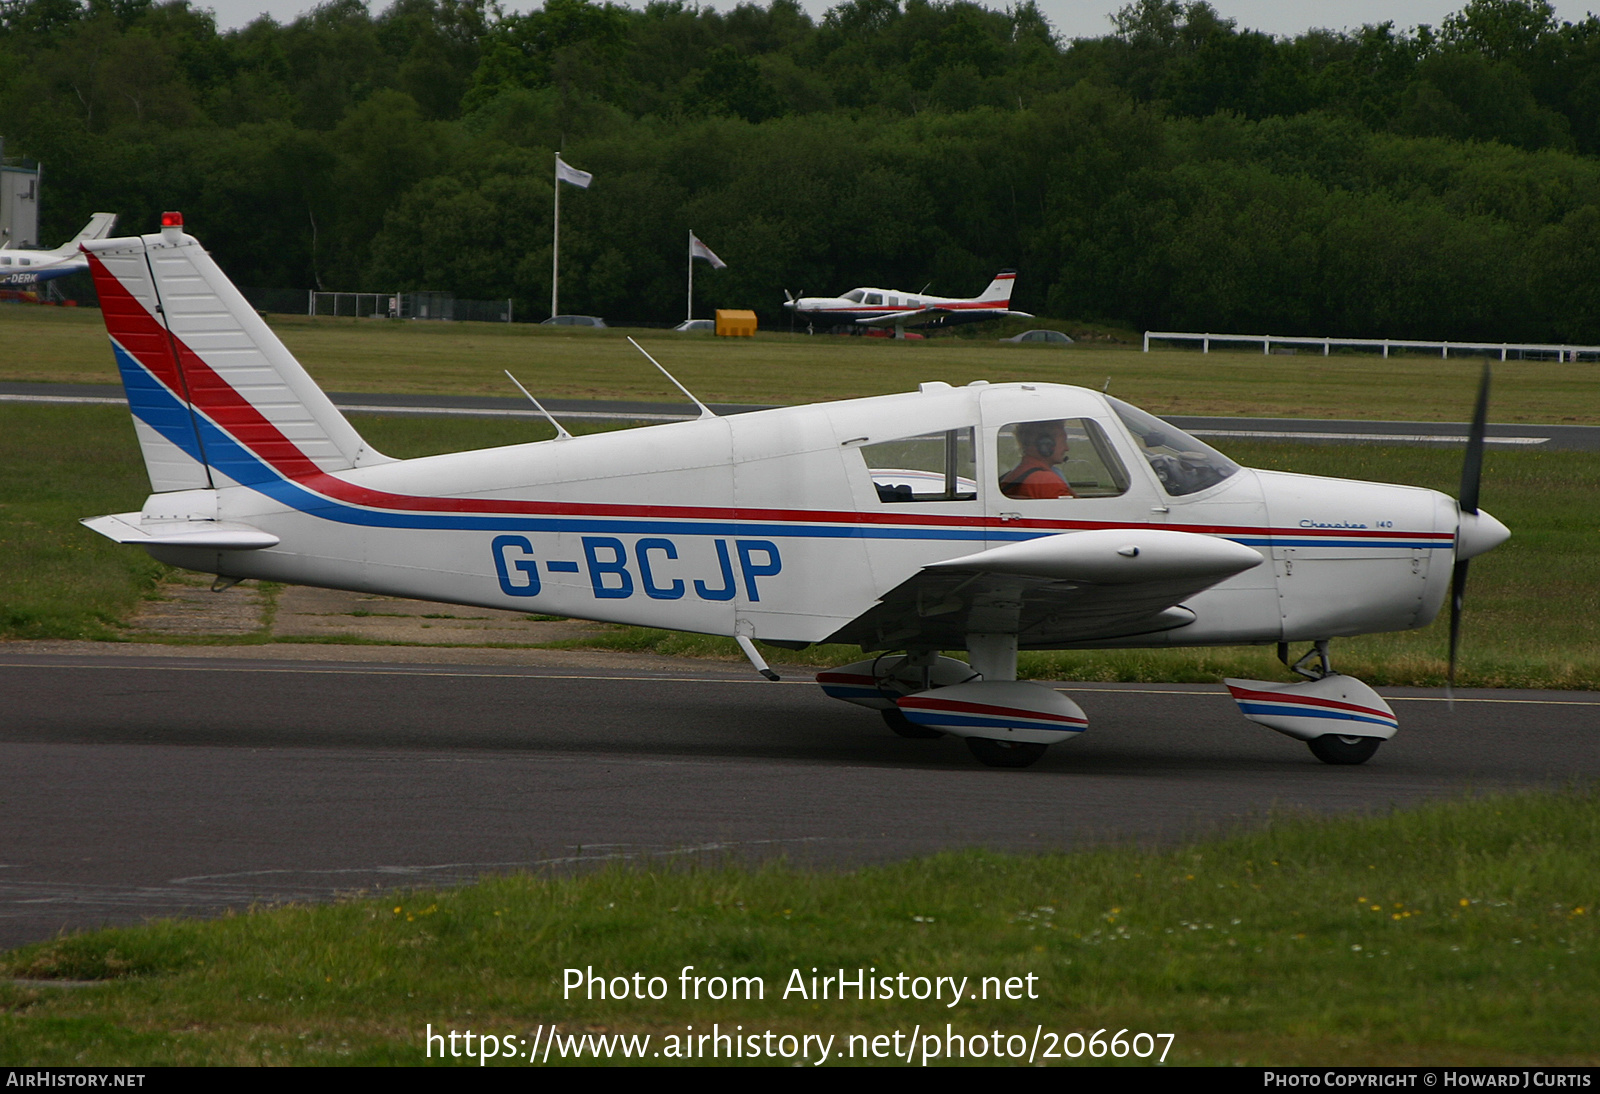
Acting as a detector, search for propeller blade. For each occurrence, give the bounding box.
[1448,363,1491,703]
[1459,362,1491,516]
[1447,559,1469,700]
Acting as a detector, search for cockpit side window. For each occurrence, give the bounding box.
[1108,397,1240,497]
[864,292,882,305]
[996,418,1129,500]
[863,428,977,503]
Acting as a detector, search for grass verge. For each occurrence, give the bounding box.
[3,301,1596,423]
[2,788,1597,1066]
[0,404,167,639]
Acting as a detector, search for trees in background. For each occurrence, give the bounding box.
[3,0,1600,340]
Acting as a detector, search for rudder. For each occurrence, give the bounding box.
[85,218,389,494]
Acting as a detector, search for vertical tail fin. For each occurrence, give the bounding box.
[57,213,118,251]
[85,220,388,494]
[977,269,1016,306]
[972,270,1011,307]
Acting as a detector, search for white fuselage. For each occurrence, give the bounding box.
[0,247,85,287]
[139,381,1459,651]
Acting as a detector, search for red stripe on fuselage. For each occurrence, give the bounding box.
[88,252,1452,543]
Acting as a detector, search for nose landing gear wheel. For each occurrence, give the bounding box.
[1307,734,1382,765]
[966,737,1048,768]
[882,707,943,739]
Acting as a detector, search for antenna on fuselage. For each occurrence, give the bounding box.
[504,370,573,439]
[627,337,717,420]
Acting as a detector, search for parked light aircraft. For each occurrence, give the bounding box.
[783,270,1033,337]
[80,216,1510,768]
[0,213,117,287]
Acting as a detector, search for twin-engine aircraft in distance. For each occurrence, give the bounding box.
[783,270,1033,337]
[1,213,117,287]
[81,214,1509,768]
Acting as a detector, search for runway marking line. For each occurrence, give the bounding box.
[3,661,1596,705]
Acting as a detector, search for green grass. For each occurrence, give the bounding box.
[3,405,1593,687]
[3,788,1597,1065]
[4,300,1597,423]
[0,404,167,638]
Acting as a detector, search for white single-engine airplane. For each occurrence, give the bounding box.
[1,213,117,287]
[82,215,1510,768]
[783,270,1033,337]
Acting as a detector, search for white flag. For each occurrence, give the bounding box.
[555,156,592,189]
[689,232,727,269]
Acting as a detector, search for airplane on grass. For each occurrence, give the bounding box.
[1,213,117,287]
[80,215,1509,768]
[783,270,1033,338]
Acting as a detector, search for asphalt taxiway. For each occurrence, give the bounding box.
[2,645,1595,950]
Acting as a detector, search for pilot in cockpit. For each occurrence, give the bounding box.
[999,419,1075,499]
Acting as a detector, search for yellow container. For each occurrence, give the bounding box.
[715,309,757,337]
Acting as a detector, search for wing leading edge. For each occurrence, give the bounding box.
[825,528,1264,651]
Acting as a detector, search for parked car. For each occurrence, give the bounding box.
[673,319,715,332]
[1000,329,1073,344]
[541,314,607,327]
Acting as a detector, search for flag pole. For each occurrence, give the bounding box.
[687,230,694,323]
[551,154,560,319]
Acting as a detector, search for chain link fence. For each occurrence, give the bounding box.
[302,290,514,322]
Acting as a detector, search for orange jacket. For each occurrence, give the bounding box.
[999,456,1074,499]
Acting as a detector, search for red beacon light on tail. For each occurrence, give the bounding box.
[161,211,184,227]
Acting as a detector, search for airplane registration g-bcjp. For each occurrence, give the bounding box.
[81,216,1510,768]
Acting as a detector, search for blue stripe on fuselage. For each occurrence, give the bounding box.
[114,349,1449,550]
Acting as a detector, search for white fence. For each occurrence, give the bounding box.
[1144,330,1600,362]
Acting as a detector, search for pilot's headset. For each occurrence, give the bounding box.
[1018,420,1065,460]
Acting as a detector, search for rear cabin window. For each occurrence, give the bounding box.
[996,418,1130,500]
[864,428,977,503]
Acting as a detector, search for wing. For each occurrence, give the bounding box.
[855,307,948,326]
[824,528,1264,650]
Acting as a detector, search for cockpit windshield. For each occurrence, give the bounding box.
[1108,397,1240,497]
[842,289,867,303]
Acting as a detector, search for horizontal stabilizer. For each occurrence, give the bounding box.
[82,513,280,550]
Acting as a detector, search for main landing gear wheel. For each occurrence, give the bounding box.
[882,707,943,739]
[1307,734,1382,765]
[966,737,1048,769]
